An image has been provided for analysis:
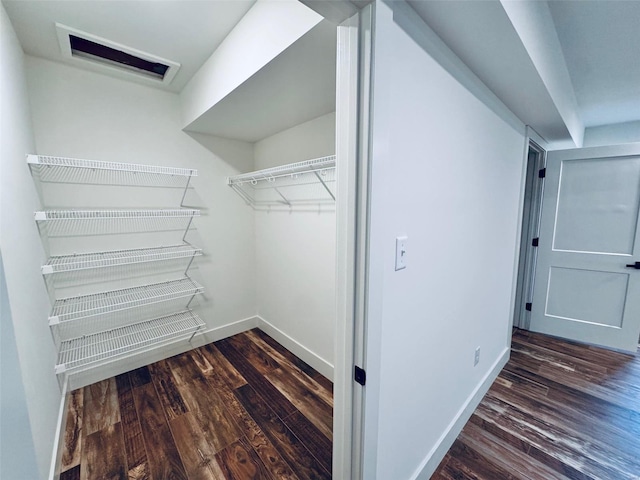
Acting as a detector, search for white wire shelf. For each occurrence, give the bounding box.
[41,244,202,275]
[34,209,200,237]
[55,309,204,374]
[49,277,204,325]
[34,209,199,221]
[227,155,336,208]
[27,154,197,187]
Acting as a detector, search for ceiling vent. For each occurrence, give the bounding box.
[56,24,180,85]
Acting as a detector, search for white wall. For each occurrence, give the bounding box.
[583,120,640,147]
[363,2,526,479]
[24,56,257,387]
[0,5,61,478]
[253,113,336,378]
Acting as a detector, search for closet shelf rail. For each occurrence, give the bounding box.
[227,155,336,207]
[55,309,205,374]
[49,277,204,325]
[41,244,202,275]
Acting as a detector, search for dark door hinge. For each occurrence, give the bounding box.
[354,365,366,386]
[525,302,532,312]
[532,237,539,247]
[538,168,546,178]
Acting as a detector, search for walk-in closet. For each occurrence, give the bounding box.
[3,1,343,478]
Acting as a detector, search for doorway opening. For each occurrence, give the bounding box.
[513,140,546,330]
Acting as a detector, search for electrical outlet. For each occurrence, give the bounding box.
[474,347,481,366]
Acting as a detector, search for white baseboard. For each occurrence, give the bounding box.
[412,347,510,480]
[48,376,68,480]
[197,315,260,346]
[256,315,334,381]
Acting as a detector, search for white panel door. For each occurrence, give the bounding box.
[531,143,640,352]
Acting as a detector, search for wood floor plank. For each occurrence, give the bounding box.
[475,394,630,479]
[128,366,152,388]
[447,437,522,480]
[251,330,334,394]
[215,436,274,480]
[169,412,226,480]
[60,331,333,480]
[512,330,638,373]
[60,465,81,480]
[459,421,572,480]
[167,352,241,453]
[80,423,127,480]
[216,339,297,420]
[433,329,640,479]
[502,363,640,443]
[148,359,188,421]
[198,343,247,390]
[201,358,300,480]
[131,382,188,480]
[246,330,333,407]
[265,367,333,440]
[115,373,148,478]
[225,332,280,375]
[235,384,331,480]
[61,388,83,472]
[511,348,640,412]
[282,411,332,474]
[83,377,120,436]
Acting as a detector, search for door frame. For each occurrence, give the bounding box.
[513,135,547,329]
[510,127,547,332]
[334,3,373,480]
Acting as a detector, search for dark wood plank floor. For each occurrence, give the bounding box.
[59,329,333,480]
[433,329,640,480]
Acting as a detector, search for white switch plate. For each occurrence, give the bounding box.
[395,236,408,270]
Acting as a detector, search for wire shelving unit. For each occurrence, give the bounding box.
[55,309,205,374]
[41,244,201,275]
[28,153,205,389]
[227,155,336,208]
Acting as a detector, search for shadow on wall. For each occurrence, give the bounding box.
[185,131,255,175]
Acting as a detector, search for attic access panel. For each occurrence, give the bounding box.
[56,23,180,85]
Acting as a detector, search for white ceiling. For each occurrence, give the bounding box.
[409,0,640,143]
[2,0,256,92]
[548,0,640,128]
[4,0,638,145]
